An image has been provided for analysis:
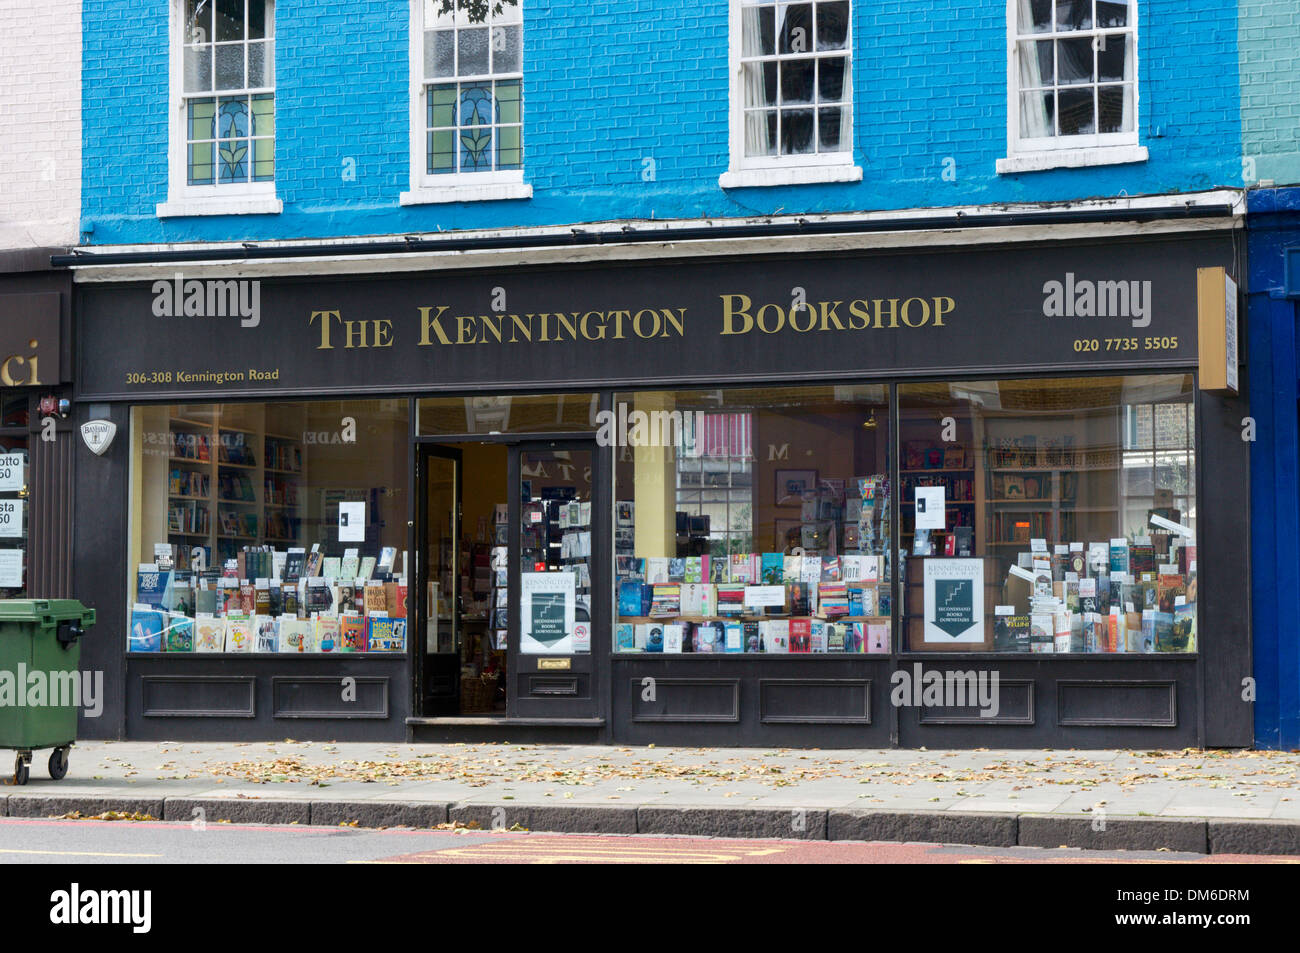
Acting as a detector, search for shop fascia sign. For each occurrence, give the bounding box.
[0,293,61,386]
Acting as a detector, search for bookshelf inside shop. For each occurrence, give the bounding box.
[138,405,308,569]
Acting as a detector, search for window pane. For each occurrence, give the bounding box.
[780,58,815,105]
[614,386,892,655]
[188,141,215,185]
[1021,91,1055,137]
[1096,34,1130,82]
[1,394,29,428]
[1097,83,1132,133]
[497,124,522,169]
[215,42,245,89]
[250,92,274,136]
[186,0,212,43]
[744,62,778,107]
[188,98,216,140]
[418,394,600,435]
[781,108,815,154]
[429,129,455,172]
[744,110,779,156]
[1057,86,1094,134]
[184,46,213,92]
[1096,0,1128,28]
[429,83,456,127]
[492,23,521,73]
[247,40,271,87]
[1054,0,1091,31]
[817,56,846,101]
[778,3,813,54]
[458,26,489,75]
[496,79,521,124]
[742,5,776,56]
[427,0,454,28]
[427,29,455,78]
[126,401,412,654]
[899,375,1197,656]
[1018,0,1053,34]
[216,0,244,42]
[1018,39,1054,88]
[248,0,267,39]
[251,136,274,181]
[818,105,848,150]
[1056,37,1094,84]
[815,0,849,50]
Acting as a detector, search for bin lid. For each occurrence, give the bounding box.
[0,599,96,630]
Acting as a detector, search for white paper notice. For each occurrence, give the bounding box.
[743,585,787,608]
[914,485,946,530]
[0,549,22,587]
[338,501,365,541]
[0,455,24,492]
[0,499,22,538]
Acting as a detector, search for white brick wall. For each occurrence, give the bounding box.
[0,0,81,250]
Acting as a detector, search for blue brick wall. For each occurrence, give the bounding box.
[1240,0,1300,186]
[81,0,1244,244]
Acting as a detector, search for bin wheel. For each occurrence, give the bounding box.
[48,747,69,781]
[13,755,28,786]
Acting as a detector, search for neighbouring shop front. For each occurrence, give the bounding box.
[0,257,75,611]
[68,229,1252,747]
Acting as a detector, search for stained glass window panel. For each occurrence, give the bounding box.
[497,125,521,169]
[188,141,215,185]
[429,130,455,173]
[496,80,521,124]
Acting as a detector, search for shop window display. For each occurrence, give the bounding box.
[900,375,1197,654]
[612,385,892,653]
[126,400,409,653]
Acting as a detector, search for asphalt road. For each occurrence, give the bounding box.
[2,816,1297,864]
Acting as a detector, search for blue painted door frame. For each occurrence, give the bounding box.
[1248,188,1300,749]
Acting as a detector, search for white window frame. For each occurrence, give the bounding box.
[998,0,1148,174]
[158,0,282,218]
[401,0,531,206]
[720,0,862,189]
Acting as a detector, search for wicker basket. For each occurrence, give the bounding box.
[460,675,497,713]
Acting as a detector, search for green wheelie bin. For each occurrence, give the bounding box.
[0,599,95,785]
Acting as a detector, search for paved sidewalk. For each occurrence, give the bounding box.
[3,741,1298,853]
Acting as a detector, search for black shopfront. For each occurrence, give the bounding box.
[1,256,76,607]
[69,229,1252,748]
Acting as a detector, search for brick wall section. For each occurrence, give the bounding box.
[1240,0,1300,185]
[0,0,81,249]
[79,0,1243,244]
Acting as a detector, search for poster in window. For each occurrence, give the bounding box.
[520,571,575,654]
[922,558,985,645]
